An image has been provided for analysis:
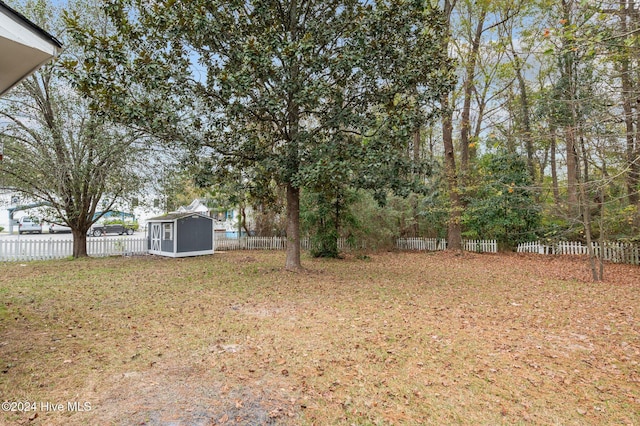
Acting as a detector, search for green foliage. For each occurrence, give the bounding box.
[103,219,139,231]
[65,0,454,267]
[0,226,4,233]
[340,191,420,251]
[600,205,639,242]
[301,188,359,258]
[462,151,541,249]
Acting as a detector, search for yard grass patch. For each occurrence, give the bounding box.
[1,251,639,425]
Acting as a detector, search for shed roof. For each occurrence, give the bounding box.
[147,212,213,222]
[0,0,63,96]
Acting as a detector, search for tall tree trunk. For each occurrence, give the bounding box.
[460,9,486,172]
[412,126,421,237]
[72,228,88,258]
[285,183,302,271]
[580,182,599,282]
[578,136,599,281]
[566,128,580,212]
[632,97,640,206]
[617,0,640,206]
[513,53,535,180]
[441,0,462,251]
[560,0,580,214]
[550,127,561,206]
[283,0,303,271]
[621,36,639,204]
[443,93,462,251]
[576,115,600,280]
[413,124,421,166]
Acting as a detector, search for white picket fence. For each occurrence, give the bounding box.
[1,235,502,261]
[395,238,498,253]
[214,236,356,251]
[396,238,447,251]
[0,237,148,261]
[214,236,498,253]
[215,236,287,251]
[517,241,640,265]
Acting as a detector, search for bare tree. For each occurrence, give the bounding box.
[0,67,143,257]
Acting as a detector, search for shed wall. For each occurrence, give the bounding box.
[176,215,213,253]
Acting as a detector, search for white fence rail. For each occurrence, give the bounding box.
[214,236,357,251]
[1,235,502,262]
[396,238,447,251]
[395,238,498,253]
[215,236,287,251]
[0,237,148,262]
[517,241,640,265]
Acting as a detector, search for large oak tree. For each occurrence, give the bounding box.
[66,0,453,270]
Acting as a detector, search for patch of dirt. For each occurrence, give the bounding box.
[94,366,289,425]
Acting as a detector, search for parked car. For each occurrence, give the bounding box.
[18,216,42,234]
[90,223,135,237]
[48,223,72,234]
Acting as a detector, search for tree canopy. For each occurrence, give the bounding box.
[0,0,146,257]
[66,0,454,270]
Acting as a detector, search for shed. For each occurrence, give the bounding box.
[147,212,214,257]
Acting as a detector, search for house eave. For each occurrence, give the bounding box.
[0,0,63,96]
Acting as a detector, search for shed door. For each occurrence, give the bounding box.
[150,223,161,252]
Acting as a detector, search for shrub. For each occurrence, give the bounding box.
[462,151,541,250]
[104,219,139,231]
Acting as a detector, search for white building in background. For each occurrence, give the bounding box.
[176,199,252,238]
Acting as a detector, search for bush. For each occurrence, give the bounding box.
[104,219,139,231]
[462,151,541,250]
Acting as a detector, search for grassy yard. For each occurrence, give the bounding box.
[0,251,639,425]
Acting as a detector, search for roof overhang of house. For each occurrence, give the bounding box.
[0,1,62,96]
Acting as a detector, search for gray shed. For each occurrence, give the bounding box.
[147,212,214,257]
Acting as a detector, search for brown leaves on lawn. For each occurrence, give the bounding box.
[0,251,638,425]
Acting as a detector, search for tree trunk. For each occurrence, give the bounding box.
[580,182,599,282]
[550,127,561,206]
[441,0,462,252]
[621,49,638,205]
[285,183,302,271]
[72,228,88,258]
[413,124,421,166]
[514,55,535,180]
[459,9,486,172]
[618,0,640,205]
[442,94,462,251]
[560,0,580,214]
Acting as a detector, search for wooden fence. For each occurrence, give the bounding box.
[517,241,640,265]
[395,238,498,253]
[0,237,148,261]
